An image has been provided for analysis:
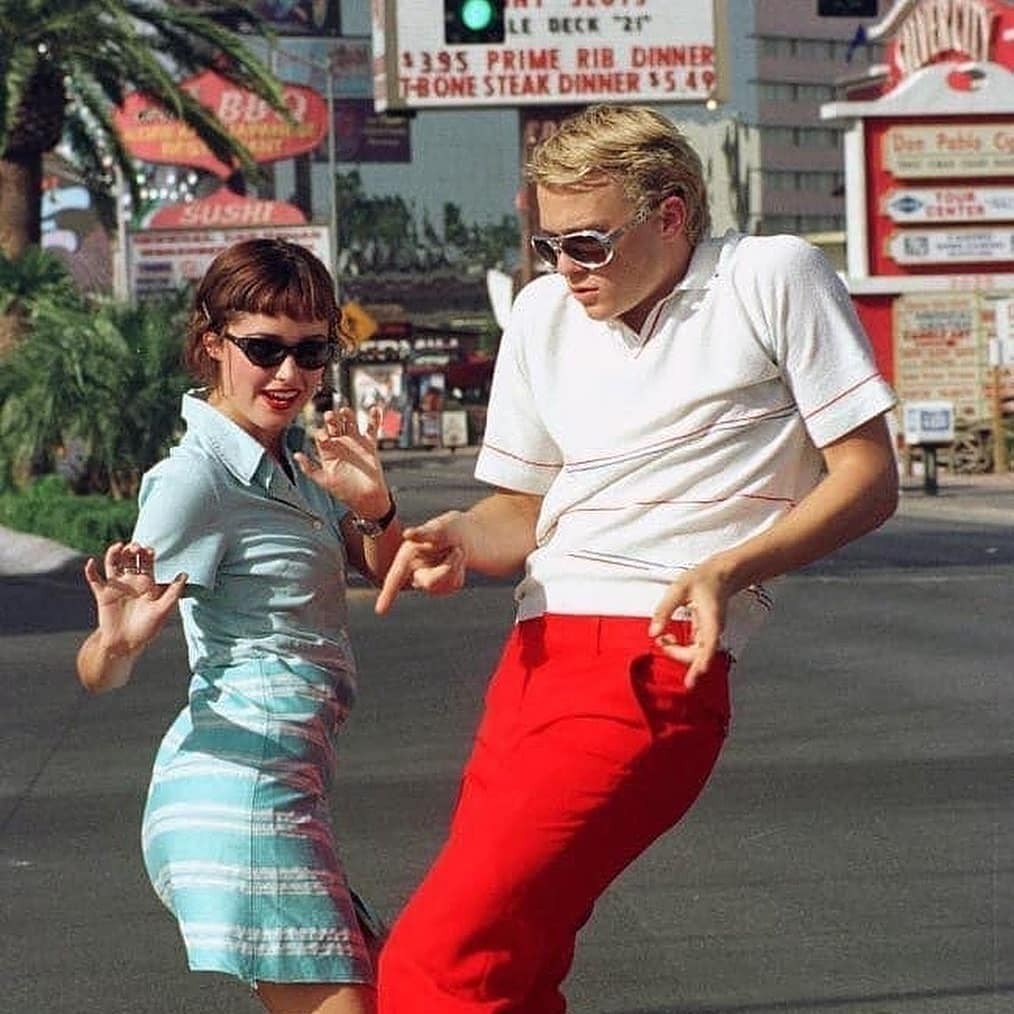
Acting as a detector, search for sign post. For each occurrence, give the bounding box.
[903,400,956,495]
[990,298,1013,473]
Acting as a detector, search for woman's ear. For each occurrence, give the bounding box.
[203,330,224,362]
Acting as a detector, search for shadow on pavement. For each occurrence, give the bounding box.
[803,515,1014,574]
[0,561,93,636]
[620,981,1014,1013]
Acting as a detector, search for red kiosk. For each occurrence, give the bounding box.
[822,0,1014,473]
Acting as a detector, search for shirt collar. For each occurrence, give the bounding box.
[605,230,740,344]
[180,389,270,486]
[672,229,738,293]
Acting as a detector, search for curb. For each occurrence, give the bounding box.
[0,526,84,578]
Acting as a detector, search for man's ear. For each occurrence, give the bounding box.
[659,194,687,238]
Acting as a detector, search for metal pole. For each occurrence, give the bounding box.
[991,364,1010,474]
[327,63,339,297]
[922,445,938,495]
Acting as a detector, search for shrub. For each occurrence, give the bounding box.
[0,475,137,557]
[0,291,190,497]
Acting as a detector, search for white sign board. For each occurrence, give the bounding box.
[990,298,1014,366]
[127,225,332,299]
[882,186,1014,224]
[883,123,1014,178]
[887,227,1014,265]
[373,0,717,110]
[902,400,955,444]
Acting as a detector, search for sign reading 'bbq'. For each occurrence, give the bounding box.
[115,71,328,177]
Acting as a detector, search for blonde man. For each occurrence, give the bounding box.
[376,104,898,1013]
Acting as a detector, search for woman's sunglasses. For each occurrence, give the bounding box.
[530,205,653,270]
[221,331,337,370]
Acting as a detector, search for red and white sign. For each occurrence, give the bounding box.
[146,187,307,230]
[127,225,331,299]
[882,186,1014,223]
[372,0,717,110]
[820,0,1014,406]
[884,0,1014,91]
[116,71,329,177]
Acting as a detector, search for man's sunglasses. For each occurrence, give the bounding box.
[530,205,653,270]
[221,331,337,370]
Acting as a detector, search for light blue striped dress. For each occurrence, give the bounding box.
[133,392,375,986]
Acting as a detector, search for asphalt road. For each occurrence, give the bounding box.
[1,453,1011,1014]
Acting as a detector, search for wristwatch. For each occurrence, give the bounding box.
[350,493,397,537]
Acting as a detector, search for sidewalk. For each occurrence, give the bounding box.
[897,470,1014,527]
[1,459,1010,578]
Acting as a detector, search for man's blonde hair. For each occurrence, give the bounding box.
[526,104,711,246]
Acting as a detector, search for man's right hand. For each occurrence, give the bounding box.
[374,511,469,614]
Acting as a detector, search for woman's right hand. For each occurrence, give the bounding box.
[82,542,186,663]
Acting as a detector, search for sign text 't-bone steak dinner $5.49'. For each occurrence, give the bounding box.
[372,0,718,110]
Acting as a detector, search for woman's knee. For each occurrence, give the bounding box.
[254,979,376,1014]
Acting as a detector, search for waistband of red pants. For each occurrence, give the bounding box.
[514,613,701,652]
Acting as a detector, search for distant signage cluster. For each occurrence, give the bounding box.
[867,118,1014,275]
[372,0,718,110]
[821,0,1014,436]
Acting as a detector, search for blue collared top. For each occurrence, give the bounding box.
[133,391,355,678]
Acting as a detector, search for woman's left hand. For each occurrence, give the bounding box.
[294,405,391,518]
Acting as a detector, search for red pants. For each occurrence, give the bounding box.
[377,614,731,1014]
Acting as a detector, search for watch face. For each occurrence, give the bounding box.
[352,516,384,537]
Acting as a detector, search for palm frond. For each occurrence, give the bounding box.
[1,0,288,256]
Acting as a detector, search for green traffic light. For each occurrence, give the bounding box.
[461,0,494,31]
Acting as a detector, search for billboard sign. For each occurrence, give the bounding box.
[372,0,718,110]
[146,187,307,230]
[115,71,329,177]
[127,225,331,299]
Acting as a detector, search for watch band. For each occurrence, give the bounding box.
[350,493,397,537]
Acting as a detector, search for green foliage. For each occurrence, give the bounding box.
[335,170,519,276]
[0,474,136,556]
[0,287,190,498]
[0,245,77,312]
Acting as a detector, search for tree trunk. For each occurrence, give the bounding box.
[0,153,42,261]
[0,154,42,352]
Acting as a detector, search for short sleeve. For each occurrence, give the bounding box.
[741,236,897,448]
[132,455,227,589]
[475,286,563,494]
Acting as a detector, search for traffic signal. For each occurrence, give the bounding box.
[444,0,505,45]
[817,0,877,14]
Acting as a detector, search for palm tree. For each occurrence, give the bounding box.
[0,0,286,261]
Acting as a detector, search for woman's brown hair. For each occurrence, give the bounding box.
[183,238,351,386]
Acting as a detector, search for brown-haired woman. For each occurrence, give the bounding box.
[77,238,400,1014]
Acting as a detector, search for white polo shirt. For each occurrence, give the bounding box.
[475,231,896,657]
